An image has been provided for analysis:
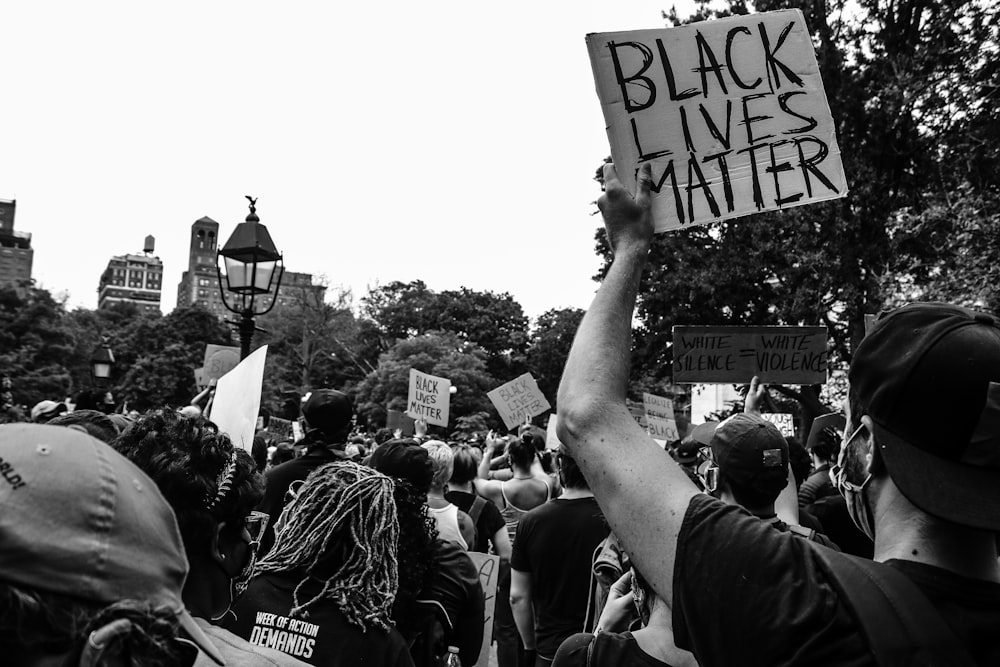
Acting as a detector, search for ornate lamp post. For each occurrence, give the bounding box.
[90,336,115,387]
[217,196,284,360]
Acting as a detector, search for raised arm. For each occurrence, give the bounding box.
[556,163,698,606]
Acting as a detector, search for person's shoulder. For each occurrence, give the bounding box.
[194,618,310,666]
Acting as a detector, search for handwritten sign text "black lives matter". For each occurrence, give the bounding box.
[672,326,828,384]
[587,10,848,231]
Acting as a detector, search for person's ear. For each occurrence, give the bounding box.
[859,415,879,474]
[212,521,241,576]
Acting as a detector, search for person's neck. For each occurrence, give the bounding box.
[427,488,449,505]
[447,481,474,494]
[559,486,593,500]
[631,601,695,665]
[873,479,1000,582]
[182,560,227,620]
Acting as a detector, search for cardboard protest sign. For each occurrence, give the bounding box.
[386,408,415,436]
[864,313,877,337]
[194,344,241,387]
[673,326,827,384]
[211,346,267,452]
[267,416,295,441]
[643,392,675,420]
[647,415,680,442]
[487,373,552,431]
[587,10,847,231]
[406,369,451,427]
[762,412,795,437]
[467,552,501,667]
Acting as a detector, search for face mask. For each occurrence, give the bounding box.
[832,424,876,540]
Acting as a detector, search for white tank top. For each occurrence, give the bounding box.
[428,502,468,550]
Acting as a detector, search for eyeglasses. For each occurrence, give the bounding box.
[245,511,270,548]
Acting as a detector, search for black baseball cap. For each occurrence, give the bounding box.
[369,439,434,492]
[849,302,1000,531]
[710,413,788,500]
[301,389,353,436]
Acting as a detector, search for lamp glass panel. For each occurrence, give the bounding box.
[223,256,252,290]
[92,362,111,379]
[253,261,276,291]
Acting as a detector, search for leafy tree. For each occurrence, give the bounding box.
[352,331,499,432]
[526,308,585,406]
[117,306,232,411]
[257,282,371,413]
[361,281,530,380]
[591,0,1000,433]
[0,285,75,409]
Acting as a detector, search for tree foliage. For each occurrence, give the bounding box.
[526,308,585,406]
[594,0,1000,426]
[353,331,500,431]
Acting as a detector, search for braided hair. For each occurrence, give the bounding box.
[254,461,399,631]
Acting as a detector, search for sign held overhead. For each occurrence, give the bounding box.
[487,373,552,431]
[587,9,847,231]
[406,369,451,427]
[673,325,827,384]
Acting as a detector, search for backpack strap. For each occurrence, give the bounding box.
[809,544,976,667]
[468,494,487,527]
[786,524,816,541]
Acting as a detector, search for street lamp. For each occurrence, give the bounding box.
[217,196,284,359]
[90,336,115,387]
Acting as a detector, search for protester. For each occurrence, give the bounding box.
[370,439,485,667]
[422,439,476,549]
[701,408,838,549]
[0,423,223,666]
[446,443,512,559]
[510,446,609,667]
[798,412,846,505]
[29,399,66,423]
[113,408,306,665]
[47,407,120,443]
[556,162,1000,665]
[476,433,553,667]
[257,388,354,555]
[225,461,412,666]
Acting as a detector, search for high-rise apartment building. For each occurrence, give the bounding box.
[0,199,33,288]
[97,236,163,313]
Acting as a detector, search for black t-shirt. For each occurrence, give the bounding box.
[256,444,348,555]
[510,496,609,658]
[672,494,1000,666]
[554,631,673,667]
[445,489,506,554]
[222,571,413,667]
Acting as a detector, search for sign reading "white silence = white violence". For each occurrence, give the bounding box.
[587,9,848,231]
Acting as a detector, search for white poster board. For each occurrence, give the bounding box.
[211,346,267,452]
[487,373,552,431]
[643,392,675,420]
[762,412,795,437]
[587,9,847,231]
[545,415,563,450]
[647,415,680,442]
[406,369,451,427]
[467,552,500,667]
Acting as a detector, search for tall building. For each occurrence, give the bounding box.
[97,236,163,313]
[176,216,227,318]
[176,216,324,317]
[0,199,33,288]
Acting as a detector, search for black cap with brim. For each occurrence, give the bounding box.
[873,419,1000,532]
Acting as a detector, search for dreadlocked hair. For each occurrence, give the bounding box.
[254,461,399,631]
[388,477,441,639]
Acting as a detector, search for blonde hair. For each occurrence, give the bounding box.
[253,461,399,631]
[421,440,454,491]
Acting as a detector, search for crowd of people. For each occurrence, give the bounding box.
[3,162,1000,666]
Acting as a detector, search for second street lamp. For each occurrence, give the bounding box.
[217,196,284,360]
[90,336,115,387]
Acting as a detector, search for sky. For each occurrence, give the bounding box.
[2,1,697,321]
